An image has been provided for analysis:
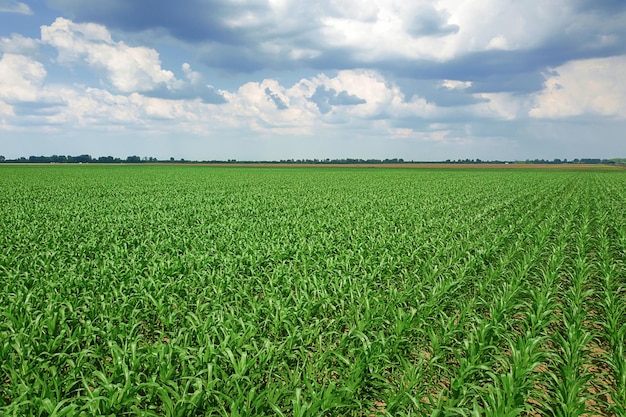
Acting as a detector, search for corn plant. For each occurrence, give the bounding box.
[0,165,624,416]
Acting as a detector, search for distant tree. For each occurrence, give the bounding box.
[75,154,92,163]
[170,157,175,162]
[126,155,141,163]
[0,155,5,162]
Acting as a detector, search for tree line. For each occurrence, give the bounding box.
[0,154,622,165]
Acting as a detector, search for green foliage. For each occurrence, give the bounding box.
[0,166,624,416]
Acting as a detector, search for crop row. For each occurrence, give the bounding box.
[0,166,624,416]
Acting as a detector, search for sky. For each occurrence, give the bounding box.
[0,0,625,161]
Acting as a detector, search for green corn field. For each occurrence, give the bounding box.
[1,165,624,416]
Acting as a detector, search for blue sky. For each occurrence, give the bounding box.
[1,0,625,160]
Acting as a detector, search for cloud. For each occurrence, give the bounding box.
[218,79,314,135]
[1,2,624,161]
[403,79,487,108]
[472,92,529,121]
[41,18,175,93]
[406,5,459,38]
[308,70,437,120]
[530,55,626,119]
[2,54,524,138]
[310,86,366,114]
[441,80,471,90]
[3,9,625,160]
[264,87,288,110]
[36,0,626,132]
[144,63,226,104]
[0,0,32,15]
[46,0,626,78]
[389,127,451,142]
[40,18,227,104]
[0,33,39,55]
[0,53,47,104]
[573,0,626,14]
[0,24,566,143]
[0,53,70,128]
[46,0,273,43]
[26,69,437,137]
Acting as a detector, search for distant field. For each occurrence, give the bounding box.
[159,163,625,170]
[1,165,624,416]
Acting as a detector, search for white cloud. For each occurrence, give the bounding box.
[13,68,437,137]
[2,12,623,159]
[0,33,39,55]
[441,79,472,90]
[440,0,551,52]
[0,99,12,120]
[311,70,437,120]
[181,63,201,85]
[319,5,446,61]
[0,54,521,138]
[41,18,175,93]
[314,0,573,61]
[472,92,528,121]
[0,0,31,15]
[219,79,315,135]
[328,0,380,22]
[486,34,512,51]
[33,0,626,82]
[530,55,626,119]
[0,53,47,104]
[284,0,621,66]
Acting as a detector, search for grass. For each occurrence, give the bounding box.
[0,165,624,416]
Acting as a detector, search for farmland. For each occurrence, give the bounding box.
[0,165,624,416]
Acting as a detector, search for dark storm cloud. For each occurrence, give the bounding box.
[387,27,626,94]
[46,0,321,47]
[46,0,626,95]
[46,0,269,44]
